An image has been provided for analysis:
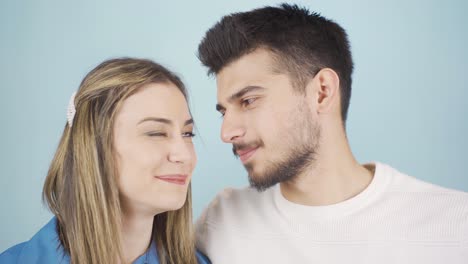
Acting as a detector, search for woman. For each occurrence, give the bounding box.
[0,58,210,263]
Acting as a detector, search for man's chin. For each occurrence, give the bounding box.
[247,172,278,192]
[246,161,299,192]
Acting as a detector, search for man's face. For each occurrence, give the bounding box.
[216,49,321,191]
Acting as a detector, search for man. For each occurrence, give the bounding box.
[195,3,468,264]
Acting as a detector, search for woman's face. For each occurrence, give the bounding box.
[113,82,196,216]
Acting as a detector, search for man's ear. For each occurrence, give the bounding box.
[305,68,340,114]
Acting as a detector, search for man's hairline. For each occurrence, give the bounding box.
[212,46,314,93]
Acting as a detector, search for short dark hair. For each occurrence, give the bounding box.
[198,3,354,122]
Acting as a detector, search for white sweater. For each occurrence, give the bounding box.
[195,163,468,264]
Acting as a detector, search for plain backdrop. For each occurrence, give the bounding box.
[1,0,467,251]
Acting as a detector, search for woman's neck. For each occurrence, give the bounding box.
[121,212,154,263]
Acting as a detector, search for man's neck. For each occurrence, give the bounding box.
[280,128,373,206]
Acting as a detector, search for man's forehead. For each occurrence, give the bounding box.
[216,54,278,95]
[216,76,264,103]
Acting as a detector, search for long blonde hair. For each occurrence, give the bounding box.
[43,58,198,264]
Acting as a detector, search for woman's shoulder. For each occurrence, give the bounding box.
[0,242,27,262]
[0,217,69,263]
[196,249,211,264]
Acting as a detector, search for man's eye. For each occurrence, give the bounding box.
[241,97,257,107]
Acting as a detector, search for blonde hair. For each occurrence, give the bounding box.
[43,58,198,264]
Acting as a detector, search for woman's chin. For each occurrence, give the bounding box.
[152,196,187,214]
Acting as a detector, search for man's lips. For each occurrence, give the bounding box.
[236,147,258,163]
[154,174,188,185]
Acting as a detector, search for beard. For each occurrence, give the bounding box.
[233,102,321,192]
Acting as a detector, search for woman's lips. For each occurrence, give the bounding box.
[154,174,188,185]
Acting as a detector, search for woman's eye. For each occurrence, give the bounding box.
[146,132,167,137]
[182,132,196,138]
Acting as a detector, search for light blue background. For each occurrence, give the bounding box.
[1,0,467,251]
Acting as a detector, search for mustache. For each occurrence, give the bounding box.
[232,141,263,157]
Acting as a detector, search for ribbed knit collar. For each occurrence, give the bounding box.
[273,162,393,222]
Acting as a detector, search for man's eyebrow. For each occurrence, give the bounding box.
[228,86,265,103]
[137,117,194,126]
[216,86,265,113]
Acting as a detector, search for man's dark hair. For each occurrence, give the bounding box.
[198,3,354,122]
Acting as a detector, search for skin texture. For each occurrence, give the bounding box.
[216,48,373,206]
[113,82,196,262]
[216,49,320,191]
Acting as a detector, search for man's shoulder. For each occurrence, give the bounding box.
[381,164,468,232]
[203,186,275,220]
[196,185,278,232]
[213,185,271,203]
[383,163,468,199]
[195,186,278,254]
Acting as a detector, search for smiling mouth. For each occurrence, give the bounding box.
[154,175,188,185]
[236,147,258,163]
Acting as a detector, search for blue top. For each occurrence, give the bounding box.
[0,217,210,264]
